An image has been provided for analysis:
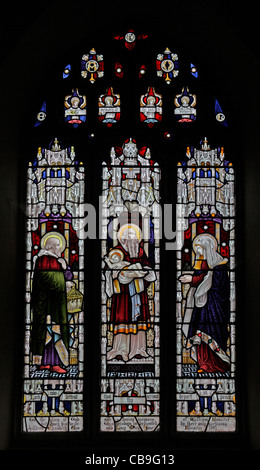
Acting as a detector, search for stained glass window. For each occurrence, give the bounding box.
[140,87,162,127]
[215,98,228,127]
[115,62,123,78]
[23,139,85,432]
[81,48,104,83]
[190,63,198,78]
[114,30,148,50]
[176,138,236,432]
[156,47,179,84]
[63,64,71,79]
[21,22,239,441]
[100,138,161,432]
[34,101,47,127]
[64,89,87,127]
[174,87,196,123]
[98,87,121,126]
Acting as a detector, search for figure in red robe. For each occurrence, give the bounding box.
[104,224,156,362]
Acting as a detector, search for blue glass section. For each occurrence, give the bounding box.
[34,101,47,127]
[63,64,71,79]
[215,98,228,127]
[190,63,198,78]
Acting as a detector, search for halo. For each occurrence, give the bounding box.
[108,248,124,260]
[193,233,218,251]
[40,231,66,252]
[117,223,142,242]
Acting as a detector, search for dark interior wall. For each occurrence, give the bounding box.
[0,0,259,452]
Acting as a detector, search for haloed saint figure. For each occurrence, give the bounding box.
[30,232,74,374]
[104,223,156,362]
[179,233,230,374]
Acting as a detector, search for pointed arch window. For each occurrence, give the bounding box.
[176,140,236,432]
[100,139,161,432]
[21,26,238,439]
[23,140,85,432]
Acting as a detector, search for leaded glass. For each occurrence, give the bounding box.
[98,87,121,126]
[64,89,87,127]
[140,87,162,127]
[139,65,146,78]
[21,23,240,440]
[100,138,160,432]
[190,63,198,78]
[156,48,179,84]
[63,64,71,79]
[115,62,123,78]
[81,48,104,83]
[176,138,236,432]
[34,101,47,127]
[22,139,85,432]
[114,30,148,50]
[215,99,228,127]
[174,87,196,123]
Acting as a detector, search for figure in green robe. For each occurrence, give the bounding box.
[30,232,74,374]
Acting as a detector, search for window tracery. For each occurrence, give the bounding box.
[22,28,236,436]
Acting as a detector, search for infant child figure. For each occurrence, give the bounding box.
[104,248,130,271]
[104,248,146,278]
[104,248,148,323]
